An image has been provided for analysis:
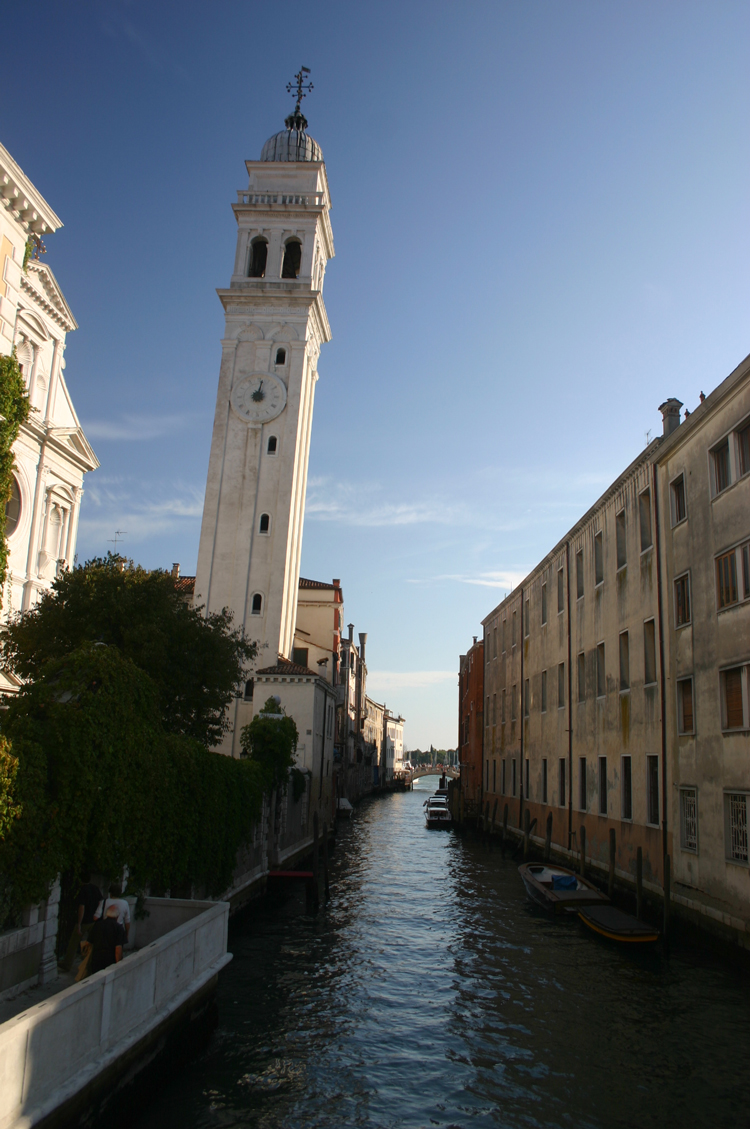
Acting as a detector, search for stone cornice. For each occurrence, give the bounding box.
[19,262,77,332]
[0,142,62,235]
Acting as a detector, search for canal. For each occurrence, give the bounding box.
[134,777,749,1129]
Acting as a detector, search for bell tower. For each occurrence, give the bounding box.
[194,73,334,754]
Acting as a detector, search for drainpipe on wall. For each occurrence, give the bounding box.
[652,463,669,872]
[566,541,573,851]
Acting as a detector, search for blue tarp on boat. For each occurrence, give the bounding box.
[552,874,577,891]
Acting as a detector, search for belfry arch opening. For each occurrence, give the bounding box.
[259,513,270,533]
[249,238,268,278]
[267,436,278,454]
[251,593,263,615]
[281,239,301,279]
[275,348,286,365]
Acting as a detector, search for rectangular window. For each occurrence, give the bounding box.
[726,793,748,863]
[712,439,731,495]
[525,758,530,800]
[619,631,630,691]
[541,669,547,712]
[739,421,750,477]
[559,758,566,807]
[576,549,584,599]
[678,677,694,734]
[639,489,652,551]
[716,549,738,608]
[596,642,605,698]
[558,567,564,613]
[502,689,506,723]
[541,583,547,625]
[680,788,698,852]
[542,758,548,804]
[722,666,746,730]
[524,598,530,638]
[502,759,506,794]
[512,611,517,647]
[644,620,657,685]
[744,543,750,599]
[671,475,686,525]
[493,627,497,658]
[292,647,308,667]
[598,756,607,816]
[675,573,691,626]
[616,509,627,570]
[524,679,530,718]
[621,756,632,820]
[511,685,517,721]
[492,693,497,726]
[595,531,604,586]
[579,757,587,811]
[492,759,496,793]
[647,755,660,826]
[558,662,565,709]
[502,620,506,653]
[577,651,585,702]
[512,758,517,797]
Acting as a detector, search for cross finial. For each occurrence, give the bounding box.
[287,66,313,113]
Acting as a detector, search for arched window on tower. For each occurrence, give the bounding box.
[275,348,286,365]
[249,237,268,278]
[259,513,270,533]
[281,239,301,279]
[251,593,263,615]
[267,436,278,454]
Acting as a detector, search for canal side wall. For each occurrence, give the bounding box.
[0,898,232,1129]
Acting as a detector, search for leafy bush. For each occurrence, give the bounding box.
[0,349,31,601]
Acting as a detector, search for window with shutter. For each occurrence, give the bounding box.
[675,574,691,626]
[724,667,745,729]
[678,678,694,733]
[739,422,750,477]
[712,439,731,494]
[717,550,738,608]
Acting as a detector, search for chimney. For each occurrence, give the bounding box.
[359,632,368,663]
[348,623,354,643]
[473,635,477,645]
[332,578,340,587]
[658,399,683,437]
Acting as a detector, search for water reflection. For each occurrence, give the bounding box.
[133,777,750,1128]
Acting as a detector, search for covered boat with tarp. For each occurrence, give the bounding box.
[518,863,609,914]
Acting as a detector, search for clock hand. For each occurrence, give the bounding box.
[251,380,265,403]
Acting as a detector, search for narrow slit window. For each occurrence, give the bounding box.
[647,755,660,826]
[524,679,530,717]
[542,758,548,804]
[644,621,657,685]
[619,631,630,691]
[524,598,529,638]
[671,475,686,524]
[525,759,530,800]
[678,677,694,733]
[251,593,263,615]
[616,509,626,569]
[502,760,506,794]
[558,662,565,709]
[596,643,605,698]
[559,758,566,808]
[621,756,632,820]
[244,678,254,700]
[579,757,587,811]
[712,439,731,495]
[541,669,547,713]
[577,651,586,702]
[576,549,584,599]
[557,567,564,613]
[275,347,286,365]
[259,513,270,533]
[512,759,517,797]
[675,574,691,626]
[595,532,603,586]
[639,489,652,551]
[267,435,278,454]
[598,757,607,815]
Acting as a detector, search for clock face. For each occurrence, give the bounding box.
[230,372,287,423]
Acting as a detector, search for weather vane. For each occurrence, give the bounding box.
[287,67,313,113]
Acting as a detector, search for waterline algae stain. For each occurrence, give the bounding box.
[132,778,750,1129]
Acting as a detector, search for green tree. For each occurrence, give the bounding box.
[240,697,299,790]
[0,349,31,603]
[2,554,256,747]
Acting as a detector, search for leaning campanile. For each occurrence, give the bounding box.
[194,71,334,755]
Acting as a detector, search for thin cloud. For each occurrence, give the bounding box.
[306,478,463,527]
[82,413,199,442]
[77,479,204,549]
[407,570,528,590]
[367,670,457,692]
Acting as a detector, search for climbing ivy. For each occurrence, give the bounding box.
[0,349,31,604]
[240,698,299,791]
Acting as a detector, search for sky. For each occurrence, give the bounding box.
[2,1,749,748]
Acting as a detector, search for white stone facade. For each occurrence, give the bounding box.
[0,142,98,691]
[194,131,334,756]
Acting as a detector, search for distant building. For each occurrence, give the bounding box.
[0,141,98,693]
[293,576,343,681]
[363,694,384,779]
[458,637,484,815]
[384,709,405,779]
[479,354,750,943]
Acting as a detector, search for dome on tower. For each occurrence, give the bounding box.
[260,108,323,163]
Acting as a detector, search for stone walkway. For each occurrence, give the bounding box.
[0,968,77,1025]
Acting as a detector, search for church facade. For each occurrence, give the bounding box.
[0,142,98,691]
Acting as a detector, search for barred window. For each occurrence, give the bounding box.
[680,788,698,852]
[726,793,748,863]
[678,677,694,734]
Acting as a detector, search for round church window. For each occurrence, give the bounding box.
[5,476,21,536]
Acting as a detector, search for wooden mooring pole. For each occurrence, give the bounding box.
[502,803,509,857]
[579,825,586,878]
[636,846,643,921]
[523,808,530,860]
[608,827,616,900]
[322,820,330,901]
[544,812,553,862]
[307,812,320,915]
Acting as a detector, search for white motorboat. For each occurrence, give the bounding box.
[424,795,451,829]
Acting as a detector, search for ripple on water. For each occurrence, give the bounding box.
[131,786,750,1129]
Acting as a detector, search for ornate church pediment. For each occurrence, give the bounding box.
[22,261,77,333]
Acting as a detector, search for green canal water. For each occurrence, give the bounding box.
[133,776,750,1128]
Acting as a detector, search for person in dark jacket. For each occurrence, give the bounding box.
[85,903,126,974]
[59,873,103,972]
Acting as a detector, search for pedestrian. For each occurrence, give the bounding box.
[59,873,102,973]
[94,883,131,941]
[80,903,125,977]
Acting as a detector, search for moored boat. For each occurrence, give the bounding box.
[578,904,660,943]
[518,862,609,914]
[424,796,452,829]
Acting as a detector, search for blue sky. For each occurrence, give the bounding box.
[3,1,748,748]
